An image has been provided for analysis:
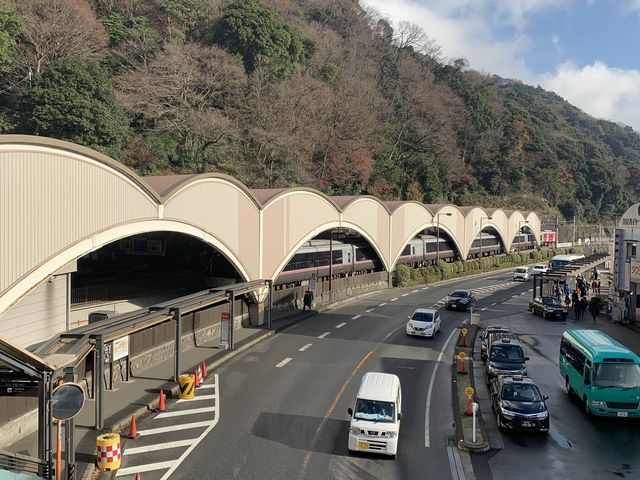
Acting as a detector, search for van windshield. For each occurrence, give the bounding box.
[353,399,395,422]
[593,363,640,389]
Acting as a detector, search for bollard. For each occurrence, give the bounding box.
[178,373,195,400]
[471,402,479,443]
[96,433,121,471]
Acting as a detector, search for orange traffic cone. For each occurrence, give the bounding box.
[465,397,473,416]
[126,415,140,439]
[135,474,141,480]
[201,361,208,379]
[457,357,466,375]
[459,332,467,347]
[158,389,166,412]
[194,366,201,388]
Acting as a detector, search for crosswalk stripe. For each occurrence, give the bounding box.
[116,461,176,477]
[137,420,215,436]
[177,394,215,403]
[124,439,195,455]
[197,384,215,390]
[154,407,215,419]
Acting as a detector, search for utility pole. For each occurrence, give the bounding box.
[573,215,577,245]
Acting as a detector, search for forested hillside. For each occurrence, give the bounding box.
[1,0,638,222]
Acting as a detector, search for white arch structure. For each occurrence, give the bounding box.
[0,135,541,319]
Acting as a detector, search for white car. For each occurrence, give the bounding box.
[531,263,549,275]
[513,267,530,282]
[406,308,441,337]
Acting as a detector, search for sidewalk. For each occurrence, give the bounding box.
[7,308,316,480]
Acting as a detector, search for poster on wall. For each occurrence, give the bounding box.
[112,336,129,361]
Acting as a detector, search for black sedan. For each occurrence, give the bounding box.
[528,296,568,320]
[480,325,512,360]
[490,375,549,432]
[445,290,475,311]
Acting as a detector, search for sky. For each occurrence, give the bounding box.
[362,0,640,131]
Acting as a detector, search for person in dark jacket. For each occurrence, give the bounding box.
[579,296,588,320]
[303,290,313,310]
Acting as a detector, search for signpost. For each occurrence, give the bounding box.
[220,311,230,349]
[52,383,85,480]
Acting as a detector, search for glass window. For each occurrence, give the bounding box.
[490,345,524,363]
[353,399,395,422]
[593,363,640,389]
[411,312,433,322]
[501,384,542,402]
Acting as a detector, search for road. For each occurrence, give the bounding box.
[114,270,640,480]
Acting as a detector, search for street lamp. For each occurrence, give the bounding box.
[479,216,493,258]
[435,212,453,262]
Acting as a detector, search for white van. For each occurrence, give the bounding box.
[347,372,402,457]
[513,267,530,282]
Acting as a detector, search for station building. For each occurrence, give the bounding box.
[613,202,640,322]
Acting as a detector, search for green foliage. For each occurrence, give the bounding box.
[395,264,412,287]
[101,13,161,48]
[0,1,21,68]
[218,0,306,78]
[158,0,209,35]
[19,57,129,159]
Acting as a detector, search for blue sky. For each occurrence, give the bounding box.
[363,0,640,131]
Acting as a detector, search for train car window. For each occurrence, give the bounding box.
[347,251,351,263]
[332,250,343,264]
[402,245,411,256]
[412,246,416,255]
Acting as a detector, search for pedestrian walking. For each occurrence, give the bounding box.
[589,297,601,323]
[302,290,313,311]
[591,280,597,295]
[564,294,571,308]
[597,279,601,295]
[579,296,588,320]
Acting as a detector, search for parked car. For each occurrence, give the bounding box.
[531,264,550,275]
[528,296,568,320]
[513,267,530,282]
[481,326,513,360]
[485,336,528,382]
[406,308,441,338]
[490,375,549,432]
[445,290,476,311]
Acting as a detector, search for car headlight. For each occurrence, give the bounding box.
[591,400,607,407]
[349,427,362,435]
[384,431,398,438]
[488,365,499,374]
[534,411,549,419]
[499,406,517,418]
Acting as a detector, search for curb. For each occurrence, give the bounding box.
[452,323,490,453]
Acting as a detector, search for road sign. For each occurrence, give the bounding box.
[52,383,85,421]
[458,352,466,360]
[465,386,475,396]
[104,342,113,363]
[220,311,230,348]
[0,378,39,396]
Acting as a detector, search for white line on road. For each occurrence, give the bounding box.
[335,322,347,328]
[116,460,176,477]
[318,332,331,339]
[124,439,195,456]
[299,344,313,351]
[351,315,362,320]
[137,421,215,437]
[197,384,216,390]
[481,308,487,311]
[425,327,459,448]
[401,293,409,297]
[155,406,215,419]
[379,302,387,306]
[159,374,220,480]
[447,445,466,480]
[177,394,215,403]
[422,286,429,290]
[390,297,398,302]
[275,358,293,368]
[365,308,374,312]
[490,302,497,306]
[412,289,419,293]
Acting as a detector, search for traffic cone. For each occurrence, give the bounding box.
[158,389,166,412]
[194,366,201,388]
[201,361,208,379]
[135,474,141,480]
[459,332,467,347]
[465,397,473,416]
[126,415,140,439]
[457,357,466,375]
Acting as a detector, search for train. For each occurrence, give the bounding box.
[511,233,537,251]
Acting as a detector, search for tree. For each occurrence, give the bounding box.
[0,1,20,68]
[218,0,306,78]
[19,57,129,159]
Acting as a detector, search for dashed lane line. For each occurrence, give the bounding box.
[275,358,293,368]
[124,439,195,456]
[379,302,388,306]
[335,323,347,328]
[365,308,374,312]
[155,407,215,419]
[351,315,362,320]
[390,297,399,302]
[177,394,215,403]
[412,289,420,293]
[490,302,497,306]
[401,293,409,297]
[299,344,313,352]
[318,332,331,339]
[116,461,176,477]
[422,286,429,290]
[137,420,215,437]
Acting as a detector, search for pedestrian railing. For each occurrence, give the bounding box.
[0,449,49,479]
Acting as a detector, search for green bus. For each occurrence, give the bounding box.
[559,329,640,417]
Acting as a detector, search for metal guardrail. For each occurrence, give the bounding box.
[0,449,49,478]
[71,285,108,304]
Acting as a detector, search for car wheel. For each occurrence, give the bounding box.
[565,377,573,396]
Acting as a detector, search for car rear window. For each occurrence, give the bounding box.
[515,268,526,273]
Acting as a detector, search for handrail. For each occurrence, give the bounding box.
[0,448,49,478]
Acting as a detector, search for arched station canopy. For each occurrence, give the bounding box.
[0,135,541,316]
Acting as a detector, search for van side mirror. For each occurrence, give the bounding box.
[397,412,402,421]
[347,408,353,417]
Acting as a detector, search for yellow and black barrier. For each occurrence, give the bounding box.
[178,373,195,399]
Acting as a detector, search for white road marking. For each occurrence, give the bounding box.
[422,287,429,290]
[351,315,362,320]
[124,439,195,456]
[155,406,215,419]
[490,302,497,306]
[159,374,220,480]
[481,308,488,311]
[412,289,419,293]
[137,421,215,436]
[299,344,313,351]
[275,358,293,368]
[116,461,176,477]
[177,394,215,403]
[318,332,331,339]
[335,323,347,328]
[447,445,466,480]
[425,327,459,448]
[391,297,399,301]
[379,302,387,306]
[402,293,409,297]
[366,308,374,312]
[197,384,216,390]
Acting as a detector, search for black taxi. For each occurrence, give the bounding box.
[490,375,550,432]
